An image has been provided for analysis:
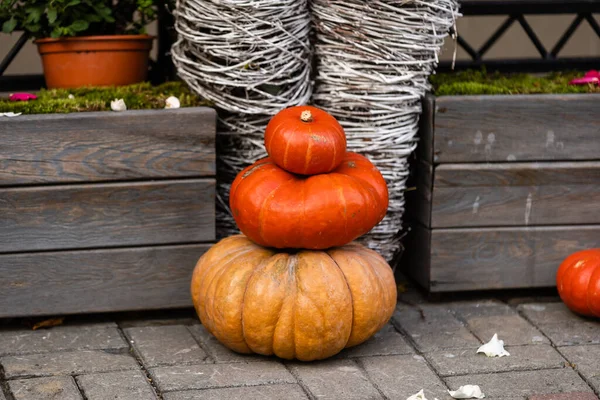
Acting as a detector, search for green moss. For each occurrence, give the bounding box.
[0,81,213,114]
[430,69,599,96]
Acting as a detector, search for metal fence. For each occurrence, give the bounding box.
[2,0,600,92]
[438,0,600,72]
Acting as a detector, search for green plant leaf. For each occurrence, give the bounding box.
[66,0,81,7]
[25,6,44,23]
[84,14,102,23]
[2,17,17,33]
[69,19,89,32]
[47,8,57,24]
[25,23,41,32]
[51,27,62,38]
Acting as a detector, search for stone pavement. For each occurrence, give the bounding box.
[0,286,599,400]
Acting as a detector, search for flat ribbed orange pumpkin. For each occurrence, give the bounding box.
[190,235,397,361]
[556,248,600,317]
[229,152,388,249]
[264,105,347,175]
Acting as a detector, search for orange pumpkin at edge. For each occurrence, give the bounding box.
[190,235,397,361]
[264,105,347,175]
[229,151,389,250]
[556,248,600,317]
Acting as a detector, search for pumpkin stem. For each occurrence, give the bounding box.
[300,110,313,123]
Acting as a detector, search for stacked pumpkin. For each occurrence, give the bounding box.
[190,106,397,361]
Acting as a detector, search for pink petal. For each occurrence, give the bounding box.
[569,76,599,85]
[9,92,38,102]
[583,70,600,79]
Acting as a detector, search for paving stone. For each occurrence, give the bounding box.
[9,376,82,400]
[336,324,414,358]
[445,369,593,399]
[289,359,382,399]
[149,362,295,392]
[392,304,480,352]
[77,370,157,400]
[518,303,584,325]
[117,309,200,328]
[0,324,126,356]
[360,354,449,399]
[518,303,600,346]
[124,325,209,367]
[426,344,566,377]
[558,345,600,392]
[528,393,599,400]
[187,325,267,363]
[505,295,561,307]
[0,389,5,400]
[452,302,548,345]
[163,384,309,400]
[536,321,600,347]
[1,350,139,378]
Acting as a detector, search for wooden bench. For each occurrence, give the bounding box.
[402,93,600,292]
[0,108,216,317]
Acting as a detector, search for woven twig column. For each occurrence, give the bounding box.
[172,0,313,238]
[311,0,459,262]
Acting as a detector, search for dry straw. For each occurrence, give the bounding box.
[171,0,313,237]
[311,0,459,261]
[172,0,458,262]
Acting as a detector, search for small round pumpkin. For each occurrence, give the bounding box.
[264,105,347,175]
[229,152,388,249]
[190,235,397,361]
[556,248,600,317]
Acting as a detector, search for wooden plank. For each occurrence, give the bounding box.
[0,108,216,186]
[429,225,600,292]
[0,179,215,253]
[398,224,432,291]
[405,159,433,227]
[431,162,600,227]
[404,93,435,227]
[0,244,210,317]
[417,93,436,164]
[435,161,600,187]
[434,94,600,163]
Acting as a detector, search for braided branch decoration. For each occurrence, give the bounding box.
[172,0,458,262]
[311,0,459,261]
[172,0,313,238]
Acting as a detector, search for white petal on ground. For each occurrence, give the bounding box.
[477,333,510,357]
[1,112,22,117]
[165,96,180,109]
[448,385,485,399]
[68,94,75,99]
[110,98,127,111]
[407,389,437,400]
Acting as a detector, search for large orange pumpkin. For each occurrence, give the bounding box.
[264,105,347,175]
[556,248,600,317]
[190,235,397,361]
[229,152,388,249]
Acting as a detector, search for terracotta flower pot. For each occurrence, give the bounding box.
[35,35,154,89]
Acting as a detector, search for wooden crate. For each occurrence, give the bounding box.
[0,108,217,317]
[402,93,600,292]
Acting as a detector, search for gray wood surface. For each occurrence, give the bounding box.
[0,179,215,253]
[398,224,431,290]
[434,94,600,163]
[0,244,209,317]
[0,108,216,186]
[431,162,600,228]
[417,93,436,164]
[427,225,600,292]
[405,159,433,228]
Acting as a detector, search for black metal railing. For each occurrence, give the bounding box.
[2,1,600,91]
[439,0,600,72]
